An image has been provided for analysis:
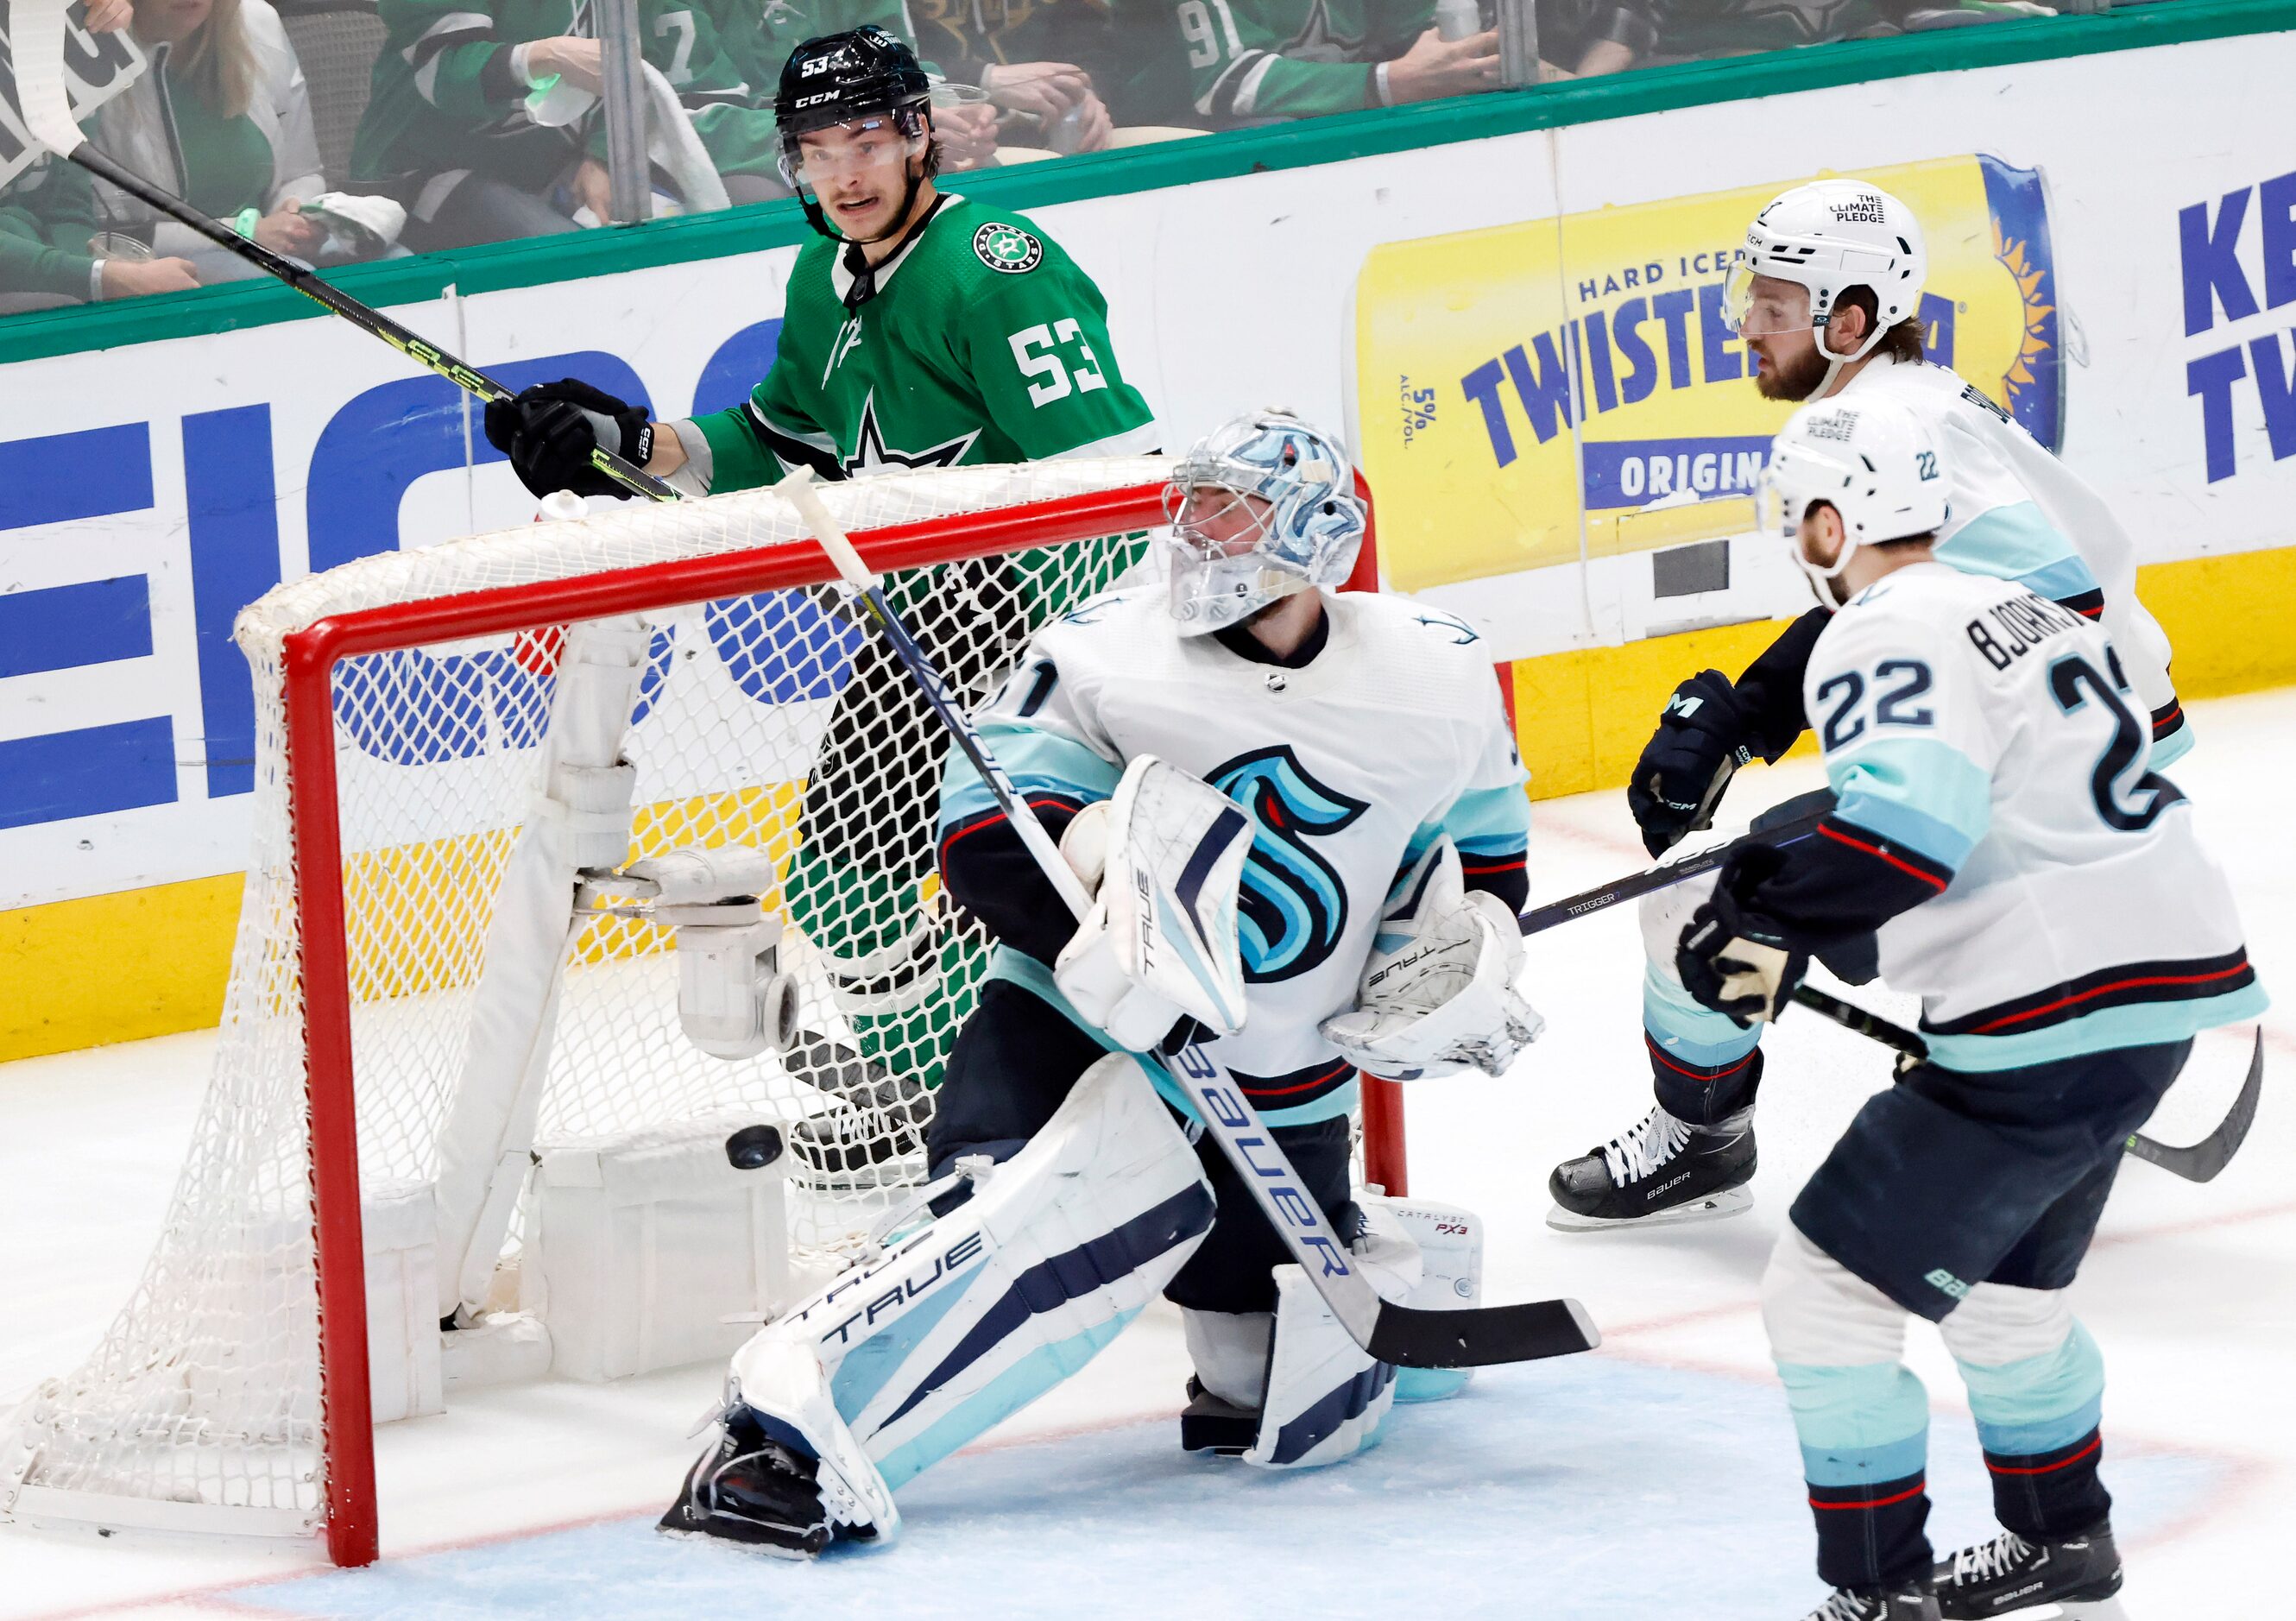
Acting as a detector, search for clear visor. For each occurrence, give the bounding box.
[784,114,927,186]
[1755,464,1797,539]
[1725,261,1815,339]
[1161,483,1275,558]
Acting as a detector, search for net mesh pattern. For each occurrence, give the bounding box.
[1,460,1167,1534]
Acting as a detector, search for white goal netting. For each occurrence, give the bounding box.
[0,458,1167,1542]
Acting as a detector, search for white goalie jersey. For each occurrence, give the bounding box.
[937,587,1531,1126]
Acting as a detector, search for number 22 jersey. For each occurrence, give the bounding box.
[1801,562,2263,1071]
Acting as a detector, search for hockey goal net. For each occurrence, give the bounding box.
[0,457,1404,1567]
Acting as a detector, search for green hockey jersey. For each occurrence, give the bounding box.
[1111,0,1430,128]
[353,0,781,190]
[0,157,101,301]
[682,193,1157,491]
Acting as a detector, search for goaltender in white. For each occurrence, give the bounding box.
[659,411,1547,1555]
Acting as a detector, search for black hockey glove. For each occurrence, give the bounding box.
[1627,669,1757,858]
[483,379,653,501]
[1676,844,1809,1028]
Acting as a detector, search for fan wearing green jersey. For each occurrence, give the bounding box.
[1109,0,1498,129]
[484,27,1157,1180]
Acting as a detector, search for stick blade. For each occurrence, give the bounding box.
[2125,1027,2263,1184]
[1366,1296,1599,1370]
[10,0,88,155]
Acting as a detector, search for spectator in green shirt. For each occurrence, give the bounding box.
[0,155,199,312]
[84,0,333,281]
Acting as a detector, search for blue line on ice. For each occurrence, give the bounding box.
[233,1356,2221,1620]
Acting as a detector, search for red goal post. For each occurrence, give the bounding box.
[2,458,1410,1570]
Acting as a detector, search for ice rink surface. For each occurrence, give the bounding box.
[3,688,2289,1620]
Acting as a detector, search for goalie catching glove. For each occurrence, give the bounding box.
[1052,754,1254,1051]
[1318,837,1543,1081]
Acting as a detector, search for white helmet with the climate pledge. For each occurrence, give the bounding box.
[1758,394,1950,606]
[1723,179,1928,395]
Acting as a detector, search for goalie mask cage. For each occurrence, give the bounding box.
[0,456,1405,1568]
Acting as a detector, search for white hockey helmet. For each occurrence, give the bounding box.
[1722,179,1927,383]
[1162,410,1366,636]
[1758,394,1950,603]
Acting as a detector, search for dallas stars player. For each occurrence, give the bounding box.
[486,27,1157,1176]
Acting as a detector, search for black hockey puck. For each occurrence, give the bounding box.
[725,1124,785,1170]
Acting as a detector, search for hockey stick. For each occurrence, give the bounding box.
[1515,809,1826,937]
[777,468,1599,1370]
[1791,986,2262,1185]
[10,0,676,503]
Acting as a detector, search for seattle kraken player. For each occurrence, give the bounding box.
[659,412,1542,1555]
[1549,177,2196,1230]
[1680,397,2262,1620]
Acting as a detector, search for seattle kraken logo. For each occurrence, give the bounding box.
[1209,746,1368,983]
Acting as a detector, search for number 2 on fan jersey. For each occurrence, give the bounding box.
[1008,320,1110,408]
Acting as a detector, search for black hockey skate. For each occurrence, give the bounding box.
[658,1415,838,1558]
[1802,1583,1942,1620]
[1547,1103,1756,1231]
[785,1031,931,1187]
[1933,1526,2127,1618]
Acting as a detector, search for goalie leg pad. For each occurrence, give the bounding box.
[1240,1265,1397,1469]
[695,1054,1214,1548]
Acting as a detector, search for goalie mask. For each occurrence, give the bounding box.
[1721,179,1927,397]
[1757,395,1950,609]
[775,28,934,244]
[1162,411,1367,636]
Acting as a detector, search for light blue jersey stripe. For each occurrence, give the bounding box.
[939,724,1121,829]
[1926,981,2269,1071]
[2015,556,2104,606]
[1776,1361,1931,1487]
[1826,737,1992,872]
[1937,501,2091,590]
[2151,723,2196,770]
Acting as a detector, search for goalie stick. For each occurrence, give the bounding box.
[1791,986,2261,1186]
[776,468,1599,1371]
[9,0,675,502]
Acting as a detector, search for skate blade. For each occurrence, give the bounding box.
[658,1522,822,1560]
[1544,1185,1754,1233]
[2052,1599,2130,1619]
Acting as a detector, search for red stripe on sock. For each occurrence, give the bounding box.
[1643,1036,1756,1082]
[1984,1434,2103,1477]
[1808,1481,1928,1511]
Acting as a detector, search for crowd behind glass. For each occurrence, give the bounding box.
[1,0,2139,312]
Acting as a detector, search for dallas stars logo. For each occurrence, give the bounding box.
[972,223,1043,275]
[843,393,981,476]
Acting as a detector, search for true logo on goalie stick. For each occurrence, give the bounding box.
[973,224,1043,274]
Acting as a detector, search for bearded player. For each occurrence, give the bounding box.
[1545,177,2195,1231]
[486,28,1157,1180]
[658,411,1545,1556]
